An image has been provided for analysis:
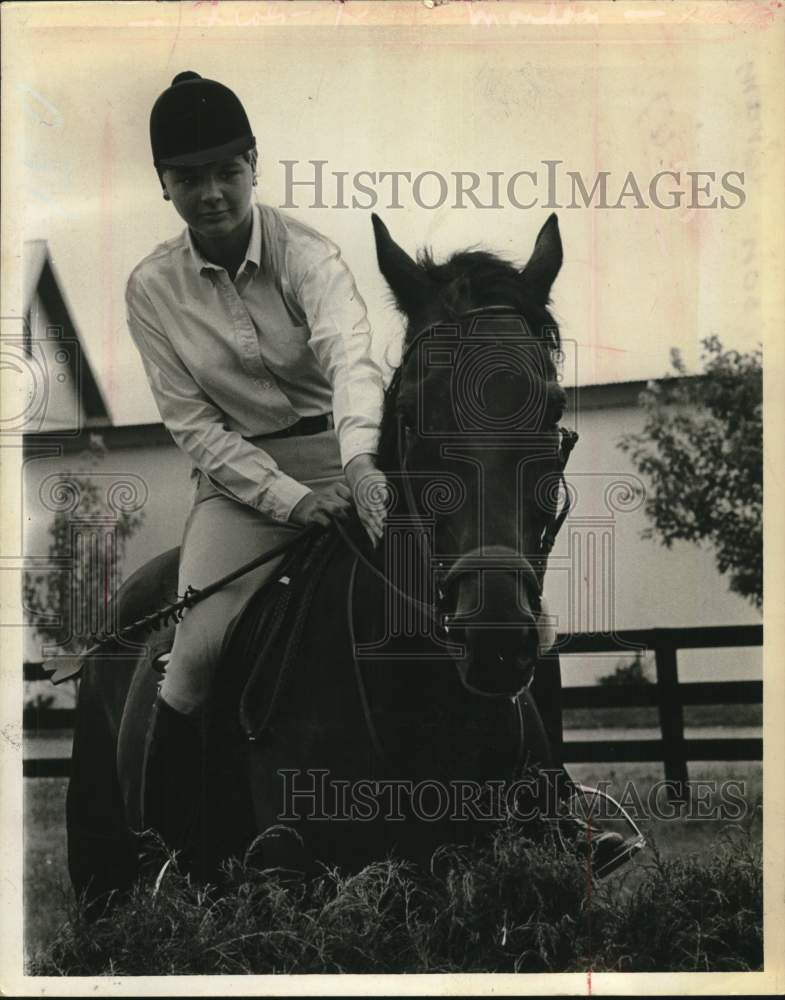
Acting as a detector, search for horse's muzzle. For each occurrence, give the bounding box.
[442,547,543,697]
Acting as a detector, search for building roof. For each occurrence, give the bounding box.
[24,240,112,427]
[23,378,665,457]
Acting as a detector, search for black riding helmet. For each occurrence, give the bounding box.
[150,71,256,169]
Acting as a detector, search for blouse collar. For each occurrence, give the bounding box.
[185,202,262,278]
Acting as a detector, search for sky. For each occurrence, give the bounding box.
[6,2,779,427]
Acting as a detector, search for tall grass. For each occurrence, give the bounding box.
[31,821,761,976]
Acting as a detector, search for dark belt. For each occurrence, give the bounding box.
[258,413,334,440]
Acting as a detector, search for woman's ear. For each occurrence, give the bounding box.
[158,167,172,201]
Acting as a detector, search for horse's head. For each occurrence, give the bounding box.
[372,213,571,698]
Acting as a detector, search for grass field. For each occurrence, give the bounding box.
[563,702,762,730]
[24,759,762,974]
[24,778,71,962]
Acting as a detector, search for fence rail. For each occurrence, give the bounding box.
[557,625,762,795]
[23,624,762,785]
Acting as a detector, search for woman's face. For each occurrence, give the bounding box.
[161,155,254,240]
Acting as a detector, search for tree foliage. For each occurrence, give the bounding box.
[23,435,145,655]
[598,651,652,688]
[618,336,762,609]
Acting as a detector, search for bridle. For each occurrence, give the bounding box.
[377,304,578,635]
[342,303,579,768]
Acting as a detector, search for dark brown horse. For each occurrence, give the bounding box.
[67,213,590,907]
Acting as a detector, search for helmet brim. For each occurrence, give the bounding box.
[155,134,255,169]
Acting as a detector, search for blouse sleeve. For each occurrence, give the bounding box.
[125,272,311,523]
[293,244,385,468]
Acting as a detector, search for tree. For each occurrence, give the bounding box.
[597,651,652,687]
[23,434,145,656]
[618,336,762,609]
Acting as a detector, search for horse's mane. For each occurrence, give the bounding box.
[376,246,562,471]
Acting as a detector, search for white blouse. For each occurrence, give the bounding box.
[125,202,385,522]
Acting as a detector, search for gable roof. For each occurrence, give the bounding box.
[24,240,112,426]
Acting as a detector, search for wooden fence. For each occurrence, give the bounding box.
[22,624,762,784]
[557,624,762,793]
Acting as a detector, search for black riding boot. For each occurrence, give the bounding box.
[558,811,631,878]
[140,694,205,858]
[517,766,636,879]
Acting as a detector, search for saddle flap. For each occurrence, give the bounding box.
[224,527,346,741]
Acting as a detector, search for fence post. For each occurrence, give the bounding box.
[654,633,688,801]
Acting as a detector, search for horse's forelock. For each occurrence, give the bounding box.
[420,249,522,310]
[419,249,560,346]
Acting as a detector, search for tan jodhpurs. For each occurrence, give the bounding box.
[159,429,345,715]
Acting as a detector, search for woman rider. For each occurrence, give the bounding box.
[126,72,387,843]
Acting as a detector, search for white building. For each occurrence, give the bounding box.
[21,241,111,433]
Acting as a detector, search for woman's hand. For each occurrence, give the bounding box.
[344,453,389,547]
[289,482,353,528]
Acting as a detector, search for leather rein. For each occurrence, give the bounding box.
[342,304,578,772]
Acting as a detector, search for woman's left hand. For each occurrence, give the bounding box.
[344,453,389,547]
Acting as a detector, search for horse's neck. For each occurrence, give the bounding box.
[346,539,526,781]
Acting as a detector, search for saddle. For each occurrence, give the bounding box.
[141,527,344,683]
[216,524,347,739]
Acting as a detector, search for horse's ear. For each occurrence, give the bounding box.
[520,213,563,305]
[372,213,430,321]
